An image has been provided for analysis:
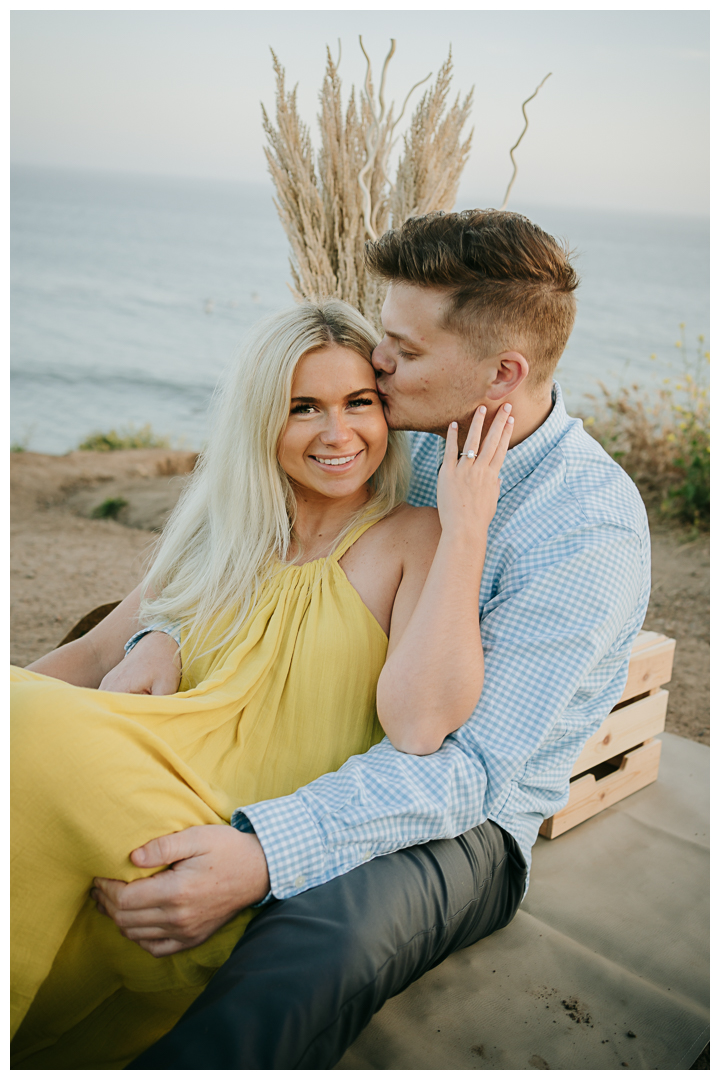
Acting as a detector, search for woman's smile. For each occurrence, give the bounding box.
[309,449,364,471]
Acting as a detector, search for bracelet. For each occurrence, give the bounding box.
[124,624,182,656]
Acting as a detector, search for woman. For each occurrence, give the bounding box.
[11,299,512,1068]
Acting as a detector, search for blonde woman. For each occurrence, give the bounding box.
[11,299,512,1069]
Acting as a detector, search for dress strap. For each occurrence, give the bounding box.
[331,515,381,562]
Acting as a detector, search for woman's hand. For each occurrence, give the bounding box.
[99,632,181,695]
[436,404,514,541]
[377,404,513,755]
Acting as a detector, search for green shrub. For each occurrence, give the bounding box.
[10,425,35,453]
[583,328,709,528]
[78,424,171,452]
[90,497,129,520]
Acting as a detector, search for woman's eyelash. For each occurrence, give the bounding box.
[397,349,415,361]
[290,398,374,415]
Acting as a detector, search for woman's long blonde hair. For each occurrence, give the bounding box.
[139,299,411,660]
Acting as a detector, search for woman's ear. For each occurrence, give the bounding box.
[484,351,530,401]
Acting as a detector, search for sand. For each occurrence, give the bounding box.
[10,449,709,746]
[10,449,196,665]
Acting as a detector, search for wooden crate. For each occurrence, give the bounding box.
[614,630,676,705]
[539,632,675,840]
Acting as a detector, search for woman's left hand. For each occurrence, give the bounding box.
[99,632,181,695]
[436,403,514,540]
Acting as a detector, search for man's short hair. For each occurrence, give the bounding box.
[365,209,579,387]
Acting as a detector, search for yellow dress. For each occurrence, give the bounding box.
[10,520,387,1069]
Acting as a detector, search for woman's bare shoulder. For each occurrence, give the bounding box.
[350,504,439,569]
[384,504,441,562]
[389,502,440,531]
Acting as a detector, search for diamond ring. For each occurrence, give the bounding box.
[459,451,477,459]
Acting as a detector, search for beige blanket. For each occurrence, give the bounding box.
[337,732,709,1070]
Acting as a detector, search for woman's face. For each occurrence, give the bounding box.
[278,344,388,501]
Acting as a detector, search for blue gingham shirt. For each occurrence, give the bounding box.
[232,384,651,897]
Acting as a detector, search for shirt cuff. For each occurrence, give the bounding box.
[232,795,332,900]
[124,623,182,655]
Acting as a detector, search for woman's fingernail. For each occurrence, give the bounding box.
[479,405,486,413]
[450,421,458,429]
[503,403,512,412]
[507,416,515,424]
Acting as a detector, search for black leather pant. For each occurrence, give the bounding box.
[127,819,527,1070]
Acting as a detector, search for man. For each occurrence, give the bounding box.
[97,209,650,1069]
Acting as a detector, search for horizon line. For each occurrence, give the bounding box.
[10,159,711,223]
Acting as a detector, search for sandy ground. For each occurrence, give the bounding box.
[10,450,195,665]
[10,449,709,746]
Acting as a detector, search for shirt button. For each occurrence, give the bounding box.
[294,874,306,887]
[363,850,372,861]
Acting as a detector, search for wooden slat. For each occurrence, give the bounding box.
[539,739,662,840]
[617,634,675,703]
[57,602,122,646]
[629,629,664,654]
[571,690,668,777]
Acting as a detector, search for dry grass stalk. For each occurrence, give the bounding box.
[261,53,337,303]
[390,53,473,227]
[499,73,551,212]
[262,41,473,329]
[356,37,433,240]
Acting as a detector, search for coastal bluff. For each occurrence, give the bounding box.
[11,449,196,667]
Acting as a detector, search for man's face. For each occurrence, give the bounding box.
[372,282,493,435]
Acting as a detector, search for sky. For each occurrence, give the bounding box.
[10,9,710,216]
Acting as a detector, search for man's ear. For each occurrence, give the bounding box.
[484,351,530,400]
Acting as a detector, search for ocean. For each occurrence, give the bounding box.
[10,165,710,455]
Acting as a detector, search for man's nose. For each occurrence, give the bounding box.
[372,340,396,375]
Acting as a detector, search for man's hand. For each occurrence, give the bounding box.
[98,631,181,695]
[91,825,270,956]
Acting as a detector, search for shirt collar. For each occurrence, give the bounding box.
[434,383,572,492]
[498,382,571,495]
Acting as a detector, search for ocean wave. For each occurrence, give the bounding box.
[10,364,219,399]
